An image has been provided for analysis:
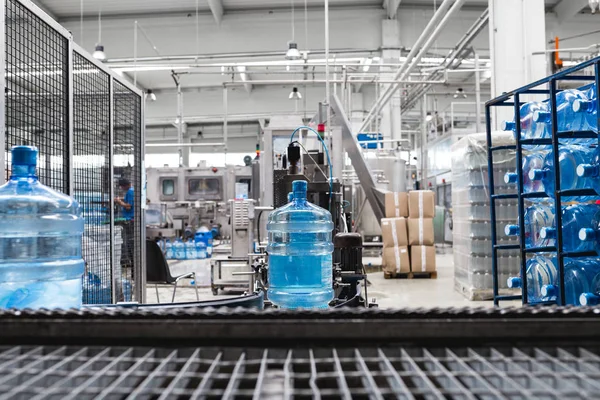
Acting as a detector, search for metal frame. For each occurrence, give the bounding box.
[2,0,145,304]
[487,55,600,306]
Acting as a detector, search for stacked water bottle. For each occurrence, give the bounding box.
[160,230,213,261]
[501,82,600,305]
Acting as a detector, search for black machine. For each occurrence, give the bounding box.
[268,142,375,308]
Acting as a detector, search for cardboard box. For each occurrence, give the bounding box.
[385,192,408,218]
[383,246,410,274]
[381,218,408,248]
[408,190,436,219]
[407,218,434,246]
[410,245,436,272]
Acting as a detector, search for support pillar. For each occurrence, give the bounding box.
[380,20,402,147]
[488,0,547,129]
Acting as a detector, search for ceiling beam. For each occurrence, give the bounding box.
[31,0,59,21]
[383,0,402,19]
[553,0,588,24]
[207,0,224,25]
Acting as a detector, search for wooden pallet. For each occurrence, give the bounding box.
[384,271,437,280]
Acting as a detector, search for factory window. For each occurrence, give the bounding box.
[162,179,175,196]
[188,178,220,196]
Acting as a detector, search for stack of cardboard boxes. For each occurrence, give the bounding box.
[381,190,436,277]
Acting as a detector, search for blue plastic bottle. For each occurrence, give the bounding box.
[185,240,197,259]
[173,238,186,260]
[505,203,555,248]
[572,83,598,133]
[504,150,548,195]
[196,241,207,259]
[165,239,174,259]
[541,258,600,305]
[576,146,600,195]
[539,204,600,253]
[533,88,590,134]
[267,180,334,309]
[0,146,85,309]
[502,101,549,142]
[529,145,595,199]
[507,255,557,303]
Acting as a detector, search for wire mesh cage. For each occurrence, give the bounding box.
[1,0,145,304]
[4,0,69,192]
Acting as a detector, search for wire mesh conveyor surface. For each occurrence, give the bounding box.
[1,344,600,399]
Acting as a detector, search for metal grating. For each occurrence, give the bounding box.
[0,345,599,399]
[113,80,142,302]
[4,0,69,191]
[72,51,115,305]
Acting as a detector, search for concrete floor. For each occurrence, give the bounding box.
[147,247,521,309]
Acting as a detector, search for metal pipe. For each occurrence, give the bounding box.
[146,142,226,147]
[359,0,458,132]
[475,52,482,133]
[223,85,228,153]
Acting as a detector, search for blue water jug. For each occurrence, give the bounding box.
[505,203,555,248]
[502,101,549,143]
[507,255,557,303]
[173,238,186,260]
[165,239,173,259]
[185,240,197,259]
[576,146,600,195]
[572,83,598,133]
[267,180,334,309]
[504,150,549,195]
[533,88,590,134]
[541,258,600,305]
[529,145,595,199]
[540,204,600,252]
[0,146,84,309]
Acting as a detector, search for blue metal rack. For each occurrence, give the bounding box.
[486,56,600,306]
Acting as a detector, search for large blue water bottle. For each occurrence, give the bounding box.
[502,101,549,143]
[267,180,334,309]
[507,255,557,303]
[529,145,595,199]
[505,203,554,248]
[542,258,600,305]
[533,88,590,134]
[0,146,84,309]
[576,147,600,195]
[504,150,548,195]
[540,204,600,252]
[572,83,597,133]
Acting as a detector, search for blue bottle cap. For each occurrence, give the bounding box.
[292,180,307,198]
[506,277,522,289]
[580,292,599,306]
[11,145,38,166]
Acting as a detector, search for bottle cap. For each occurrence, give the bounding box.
[533,110,550,123]
[292,180,307,198]
[572,99,590,113]
[501,121,515,131]
[11,146,38,166]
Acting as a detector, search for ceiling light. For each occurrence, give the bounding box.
[221,66,225,75]
[454,88,467,99]
[286,42,301,60]
[289,87,302,100]
[93,44,106,61]
[590,0,599,13]
[145,89,157,101]
[286,65,291,71]
[425,112,433,122]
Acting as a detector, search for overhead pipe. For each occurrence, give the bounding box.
[358,0,458,132]
[401,8,489,113]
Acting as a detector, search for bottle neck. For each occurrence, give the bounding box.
[293,190,307,203]
[11,165,37,179]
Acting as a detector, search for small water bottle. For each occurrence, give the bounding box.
[173,238,186,260]
[185,240,197,259]
[165,239,174,259]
